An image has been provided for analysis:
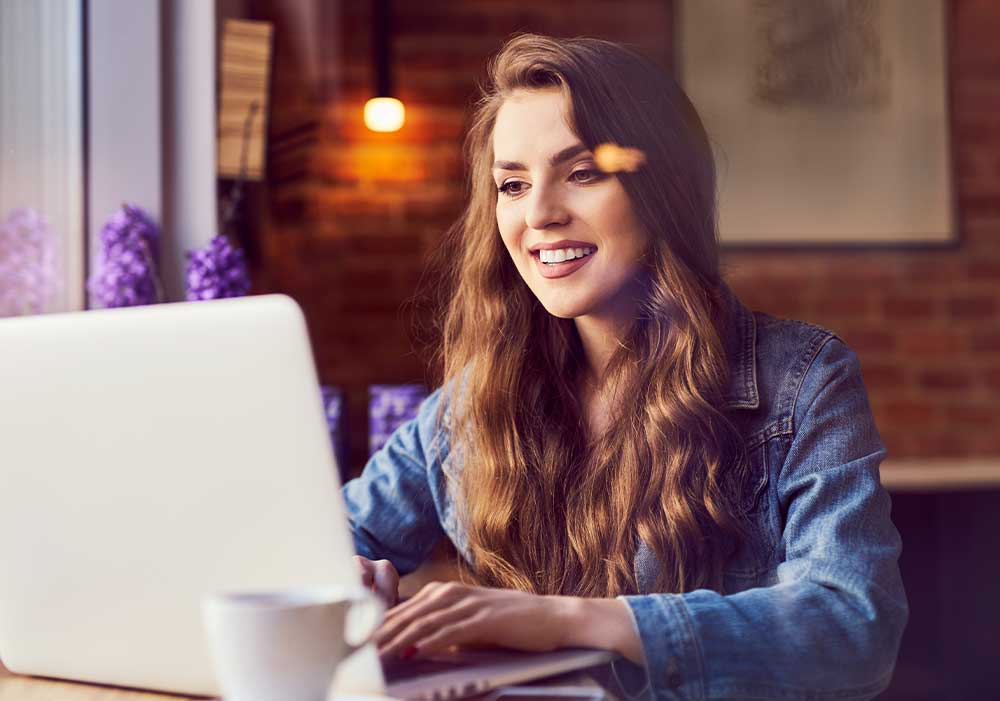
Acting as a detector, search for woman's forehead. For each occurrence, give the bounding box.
[492,89,580,163]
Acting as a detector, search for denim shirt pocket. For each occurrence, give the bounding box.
[722,438,776,593]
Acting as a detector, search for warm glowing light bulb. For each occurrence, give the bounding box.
[364,97,405,132]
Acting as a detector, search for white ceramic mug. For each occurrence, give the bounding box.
[203,586,385,701]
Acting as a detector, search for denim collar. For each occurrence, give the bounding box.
[720,283,759,410]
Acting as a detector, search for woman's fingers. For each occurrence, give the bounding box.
[376,586,568,662]
[376,584,460,647]
[408,612,489,658]
[354,556,399,608]
[377,597,482,660]
[371,559,400,607]
[377,583,477,651]
[385,581,470,623]
[382,582,449,630]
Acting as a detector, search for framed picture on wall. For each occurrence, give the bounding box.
[676,0,955,246]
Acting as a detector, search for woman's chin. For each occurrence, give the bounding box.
[538,300,589,320]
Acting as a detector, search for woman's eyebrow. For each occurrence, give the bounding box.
[492,143,590,171]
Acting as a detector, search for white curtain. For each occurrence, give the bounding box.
[0,0,85,313]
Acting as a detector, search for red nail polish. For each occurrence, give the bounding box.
[400,645,418,660]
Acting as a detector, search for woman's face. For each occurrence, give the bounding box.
[492,88,648,322]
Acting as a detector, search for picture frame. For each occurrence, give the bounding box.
[675,0,955,247]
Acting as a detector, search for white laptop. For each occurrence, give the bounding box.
[0,295,614,699]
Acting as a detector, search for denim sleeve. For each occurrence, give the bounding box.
[341,388,447,575]
[619,337,909,700]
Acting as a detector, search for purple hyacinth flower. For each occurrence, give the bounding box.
[88,203,161,308]
[0,207,61,316]
[185,234,251,301]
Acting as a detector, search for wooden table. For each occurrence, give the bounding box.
[0,659,620,701]
[0,661,207,701]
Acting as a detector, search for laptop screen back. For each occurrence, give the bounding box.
[0,295,382,696]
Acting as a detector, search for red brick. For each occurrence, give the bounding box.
[964,214,997,236]
[898,330,968,356]
[918,368,976,391]
[954,121,1000,145]
[948,295,998,320]
[859,362,907,391]
[313,144,464,184]
[905,431,974,457]
[986,366,1000,391]
[735,291,809,320]
[878,430,908,457]
[967,432,1000,455]
[339,268,424,291]
[733,249,832,271]
[902,257,967,285]
[959,426,1000,458]
[970,330,1000,354]
[882,294,941,320]
[967,258,1000,279]
[960,194,1000,216]
[953,76,1000,114]
[842,329,897,354]
[817,261,904,287]
[958,150,1000,196]
[875,400,937,427]
[815,295,875,320]
[310,196,398,219]
[945,404,1000,428]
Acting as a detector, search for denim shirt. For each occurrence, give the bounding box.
[343,285,908,700]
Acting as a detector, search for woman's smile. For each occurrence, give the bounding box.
[531,246,596,279]
[529,239,598,279]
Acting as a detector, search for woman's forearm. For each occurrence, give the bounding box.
[550,595,646,665]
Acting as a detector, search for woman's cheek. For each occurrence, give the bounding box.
[496,218,525,263]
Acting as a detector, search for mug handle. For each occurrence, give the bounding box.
[342,589,386,654]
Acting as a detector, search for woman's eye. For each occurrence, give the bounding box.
[570,168,601,184]
[498,181,528,197]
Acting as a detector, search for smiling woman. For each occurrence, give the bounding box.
[343,33,908,700]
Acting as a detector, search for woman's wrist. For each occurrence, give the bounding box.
[548,595,646,665]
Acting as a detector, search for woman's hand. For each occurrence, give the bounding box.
[375,581,647,665]
[354,555,400,608]
[374,582,572,662]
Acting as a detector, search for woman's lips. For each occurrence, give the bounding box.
[532,251,595,279]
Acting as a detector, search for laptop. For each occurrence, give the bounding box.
[0,295,614,699]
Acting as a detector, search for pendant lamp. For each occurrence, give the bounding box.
[363,0,404,132]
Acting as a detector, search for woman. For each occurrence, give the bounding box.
[343,33,907,700]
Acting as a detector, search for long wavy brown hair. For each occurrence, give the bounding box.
[425,33,751,597]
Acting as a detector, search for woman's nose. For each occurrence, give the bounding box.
[524,183,570,230]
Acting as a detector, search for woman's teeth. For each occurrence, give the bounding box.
[538,247,594,264]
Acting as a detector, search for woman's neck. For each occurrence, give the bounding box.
[574,306,635,384]
[575,315,620,385]
[574,315,627,441]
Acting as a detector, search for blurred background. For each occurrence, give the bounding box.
[0,0,997,698]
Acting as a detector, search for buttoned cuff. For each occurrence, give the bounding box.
[621,593,705,700]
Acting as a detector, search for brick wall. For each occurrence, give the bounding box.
[245,0,998,474]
